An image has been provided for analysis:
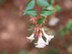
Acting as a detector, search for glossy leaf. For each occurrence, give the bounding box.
[36,0,49,6]
[29,24,36,27]
[44,6,53,10]
[44,28,48,31]
[49,0,54,5]
[28,28,34,31]
[37,18,45,25]
[23,9,37,16]
[23,0,35,15]
[40,10,54,16]
[25,0,35,10]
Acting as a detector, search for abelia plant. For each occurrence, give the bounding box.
[23,0,54,48]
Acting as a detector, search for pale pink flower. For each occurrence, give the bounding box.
[26,28,54,48]
[35,44,46,48]
[42,28,54,45]
[35,33,46,48]
[26,33,35,42]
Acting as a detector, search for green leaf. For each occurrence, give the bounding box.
[60,28,69,36]
[40,10,54,16]
[19,50,27,54]
[66,21,72,30]
[29,24,36,27]
[44,28,48,31]
[44,6,53,10]
[25,0,35,10]
[23,12,26,15]
[71,27,72,31]
[36,0,49,6]
[60,29,65,35]
[37,18,45,25]
[29,24,33,27]
[23,9,37,16]
[49,0,54,5]
[23,0,35,15]
[66,23,71,30]
[28,28,34,31]
[54,5,61,11]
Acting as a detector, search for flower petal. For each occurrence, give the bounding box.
[35,33,46,45]
[35,44,46,48]
[34,32,47,48]
[26,33,35,41]
[42,28,54,45]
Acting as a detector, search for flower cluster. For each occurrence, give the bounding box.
[27,28,54,48]
[23,0,55,49]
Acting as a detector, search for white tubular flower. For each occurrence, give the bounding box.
[35,44,46,48]
[35,33,46,48]
[26,33,35,42]
[48,17,59,26]
[42,28,54,45]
